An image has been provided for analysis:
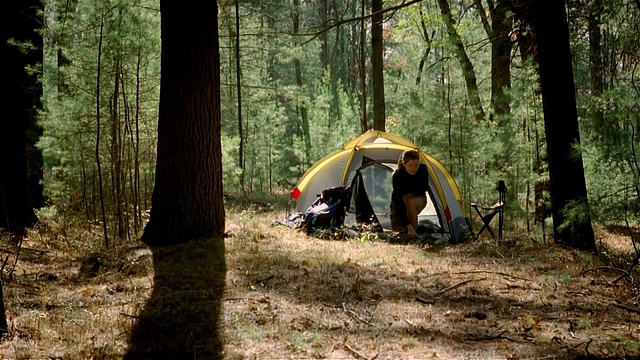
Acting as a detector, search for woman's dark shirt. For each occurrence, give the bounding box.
[391,163,429,205]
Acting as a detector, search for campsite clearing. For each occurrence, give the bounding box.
[292,130,470,243]
[0,199,639,359]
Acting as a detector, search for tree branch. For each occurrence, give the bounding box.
[474,0,493,42]
[301,0,423,44]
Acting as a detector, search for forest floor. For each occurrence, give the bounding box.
[1,197,640,359]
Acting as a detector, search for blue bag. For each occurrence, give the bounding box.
[302,186,352,233]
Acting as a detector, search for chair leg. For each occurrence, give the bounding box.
[485,223,497,240]
[477,212,499,240]
[498,207,504,241]
[477,222,497,240]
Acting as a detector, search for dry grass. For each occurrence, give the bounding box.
[0,200,640,359]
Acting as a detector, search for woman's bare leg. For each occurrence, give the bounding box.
[405,196,427,236]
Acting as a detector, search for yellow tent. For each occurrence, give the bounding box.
[291,130,470,242]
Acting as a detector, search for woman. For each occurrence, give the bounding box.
[390,149,429,237]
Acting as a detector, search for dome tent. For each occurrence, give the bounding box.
[291,130,471,243]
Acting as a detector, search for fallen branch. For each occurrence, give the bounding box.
[613,214,640,284]
[613,264,637,284]
[0,247,16,254]
[580,266,629,276]
[570,338,593,354]
[433,270,531,282]
[342,302,372,325]
[435,277,487,296]
[415,296,434,305]
[415,278,486,305]
[466,329,511,341]
[254,274,274,284]
[344,344,377,360]
[611,300,640,315]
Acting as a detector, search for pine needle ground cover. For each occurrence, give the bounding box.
[0,203,639,359]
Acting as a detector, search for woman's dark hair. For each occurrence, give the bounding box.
[395,149,420,173]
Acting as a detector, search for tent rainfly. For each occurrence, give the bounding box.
[291,130,471,243]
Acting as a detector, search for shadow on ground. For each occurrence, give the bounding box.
[227,234,640,359]
[125,237,226,359]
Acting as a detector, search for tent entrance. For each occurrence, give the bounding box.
[348,161,442,233]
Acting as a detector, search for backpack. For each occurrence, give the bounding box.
[302,186,352,233]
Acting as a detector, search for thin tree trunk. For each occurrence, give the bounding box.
[80,150,89,220]
[111,64,125,240]
[447,63,453,171]
[437,0,485,122]
[329,0,343,124]
[235,0,245,189]
[588,0,604,134]
[416,5,433,86]
[0,273,7,337]
[371,0,386,131]
[359,0,367,133]
[321,0,329,68]
[493,0,512,117]
[268,130,272,194]
[96,11,109,249]
[92,170,97,221]
[120,68,132,241]
[133,48,142,234]
[293,0,312,165]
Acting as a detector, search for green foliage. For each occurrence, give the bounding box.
[33,0,640,248]
[558,199,592,235]
[41,0,161,238]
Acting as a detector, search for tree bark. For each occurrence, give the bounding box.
[359,0,368,132]
[371,0,386,131]
[96,12,109,248]
[293,0,312,166]
[0,1,42,230]
[534,0,596,250]
[489,0,512,118]
[512,0,538,65]
[235,0,245,187]
[142,0,225,245]
[320,0,329,68]
[437,0,485,122]
[0,0,43,340]
[416,5,433,86]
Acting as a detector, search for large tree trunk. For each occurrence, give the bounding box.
[437,0,485,122]
[0,1,42,230]
[142,0,225,245]
[534,0,596,251]
[0,0,43,340]
[371,0,386,131]
[131,3,226,356]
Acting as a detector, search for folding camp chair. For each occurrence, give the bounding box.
[471,180,507,241]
